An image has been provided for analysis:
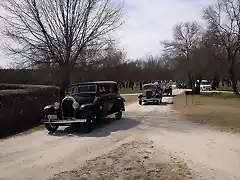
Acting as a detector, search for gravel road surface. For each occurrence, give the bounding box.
[0,89,240,180]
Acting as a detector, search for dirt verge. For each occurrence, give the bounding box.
[49,140,195,180]
[122,94,138,105]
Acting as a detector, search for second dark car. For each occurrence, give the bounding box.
[42,81,125,133]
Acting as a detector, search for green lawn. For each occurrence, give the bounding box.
[216,82,240,91]
[119,87,141,94]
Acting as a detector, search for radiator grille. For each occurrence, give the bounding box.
[62,100,74,117]
[145,90,153,99]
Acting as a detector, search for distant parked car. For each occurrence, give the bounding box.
[199,80,212,91]
[42,81,125,133]
[171,83,177,89]
[138,83,162,105]
[177,83,187,89]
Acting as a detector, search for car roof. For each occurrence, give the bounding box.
[71,81,117,86]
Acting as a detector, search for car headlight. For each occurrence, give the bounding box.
[53,102,60,109]
[72,101,79,109]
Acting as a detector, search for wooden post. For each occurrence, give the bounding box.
[185,94,187,105]
[185,90,194,106]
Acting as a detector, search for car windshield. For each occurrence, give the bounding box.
[69,84,97,94]
[201,81,210,85]
[161,83,167,88]
[143,85,158,91]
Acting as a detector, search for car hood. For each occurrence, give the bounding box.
[62,95,95,104]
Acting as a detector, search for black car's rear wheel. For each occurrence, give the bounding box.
[45,124,59,133]
[115,111,123,120]
[139,100,142,105]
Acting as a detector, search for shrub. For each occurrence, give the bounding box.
[0,84,59,138]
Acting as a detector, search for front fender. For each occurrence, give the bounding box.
[138,94,143,99]
[80,103,95,110]
[43,105,62,118]
[44,105,54,113]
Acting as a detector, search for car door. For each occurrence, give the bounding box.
[102,83,115,112]
[108,83,117,111]
[98,84,111,113]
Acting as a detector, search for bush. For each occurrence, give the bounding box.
[0,84,59,138]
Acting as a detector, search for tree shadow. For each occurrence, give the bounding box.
[48,117,140,138]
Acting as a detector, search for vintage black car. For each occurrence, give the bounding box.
[42,81,125,133]
[138,83,163,105]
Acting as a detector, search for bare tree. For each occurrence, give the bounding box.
[0,0,123,96]
[161,21,202,90]
[203,0,240,94]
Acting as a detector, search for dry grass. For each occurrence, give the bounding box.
[172,92,240,132]
[122,94,138,105]
[120,87,141,94]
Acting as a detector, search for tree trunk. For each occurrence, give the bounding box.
[212,76,219,90]
[140,82,142,90]
[194,77,202,95]
[59,64,71,101]
[187,73,193,90]
[229,67,239,95]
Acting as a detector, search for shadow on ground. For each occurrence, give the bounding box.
[162,95,176,97]
[48,117,140,138]
[142,101,173,106]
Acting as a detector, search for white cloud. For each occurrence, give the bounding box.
[115,0,216,60]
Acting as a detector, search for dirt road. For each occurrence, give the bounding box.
[0,89,240,180]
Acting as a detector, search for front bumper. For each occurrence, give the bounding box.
[42,115,87,125]
[141,97,161,102]
[201,87,212,91]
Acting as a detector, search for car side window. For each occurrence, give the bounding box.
[99,84,106,94]
[99,84,110,95]
[109,84,117,93]
[104,84,110,94]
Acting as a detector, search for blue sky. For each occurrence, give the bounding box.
[0,0,216,67]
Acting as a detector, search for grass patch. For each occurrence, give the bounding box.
[216,82,240,91]
[172,92,240,133]
[120,87,141,94]
[122,94,138,104]
[1,125,44,140]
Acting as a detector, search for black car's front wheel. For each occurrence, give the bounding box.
[139,100,142,105]
[45,124,59,133]
[82,117,93,133]
[115,111,123,120]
